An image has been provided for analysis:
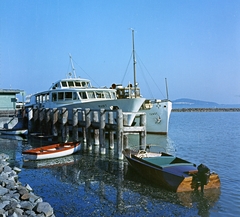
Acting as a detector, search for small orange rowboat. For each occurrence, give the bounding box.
[23,141,81,161]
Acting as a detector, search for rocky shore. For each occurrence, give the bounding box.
[0,153,55,217]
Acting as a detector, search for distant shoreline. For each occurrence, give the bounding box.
[172,108,240,112]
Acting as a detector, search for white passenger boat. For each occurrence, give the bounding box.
[25,56,145,126]
[114,30,172,134]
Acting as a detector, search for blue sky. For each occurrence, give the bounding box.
[0,0,240,104]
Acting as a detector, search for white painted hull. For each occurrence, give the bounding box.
[30,147,80,160]
[135,100,172,134]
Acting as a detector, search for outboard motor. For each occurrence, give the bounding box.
[197,164,210,192]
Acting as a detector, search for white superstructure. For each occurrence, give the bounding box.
[25,75,145,126]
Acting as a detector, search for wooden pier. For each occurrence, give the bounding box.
[26,107,146,159]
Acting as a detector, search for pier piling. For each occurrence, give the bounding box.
[72,108,78,142]
[27,107,146,159]
[108,112,114,150]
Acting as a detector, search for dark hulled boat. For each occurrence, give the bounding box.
[123,149,220,192]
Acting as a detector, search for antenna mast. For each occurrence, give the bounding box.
[131,29,137,97]
[69,54,77,78]
[165,78,169,100]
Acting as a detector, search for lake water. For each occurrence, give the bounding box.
[0,112,239,217]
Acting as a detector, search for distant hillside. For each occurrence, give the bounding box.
[172,98,240,108]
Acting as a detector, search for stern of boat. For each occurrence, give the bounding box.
[177,172,221,192]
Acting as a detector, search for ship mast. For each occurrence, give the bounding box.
[131,29,137,98]
[69,54,77,78]
[165,78,169,100]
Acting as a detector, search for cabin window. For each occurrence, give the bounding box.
[82,82,86,87]
[37,95,43,103]
[111,92,116,99]
[52,93,57,101]
[46,93,50,102]
[36,95,40,103]
[88,91,95,99]
[79,92,87,99]
[61,81,67,87]
[73,92,78,100]
[104,92,111,99]
[75,81,81,87]
[42,94,49,102]
[96,92,104,98]
[42,95,46,102]
[65,92,72,100]
[58,92,64,100]
[68,81,74,87]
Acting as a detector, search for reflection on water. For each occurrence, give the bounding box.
[1,133,221,216]
[18,134,220,216]
[127,134,176,154]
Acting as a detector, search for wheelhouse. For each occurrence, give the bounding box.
[50,78,92,90]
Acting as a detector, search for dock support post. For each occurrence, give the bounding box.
[45,108,51,135]
[140,113,146,150]
[72,108,78,142]
[52,108,59,138]
[80,110,87,151]
[100,109,106,155]
[123,134,128,149]
[116,109,123,160]
[93,111,99,146]
[85,108,92,150]
[33,108,39,132]
[61,108,69,143]
[39,108,45,133]
[123,113,129,126]
[27,107,33,133]
[108,112,114,150]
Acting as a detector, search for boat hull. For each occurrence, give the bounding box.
[135,100,172,134]
[22,142,81,160]
[123,149,220,192]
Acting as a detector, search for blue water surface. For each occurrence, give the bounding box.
[0,112,239,216]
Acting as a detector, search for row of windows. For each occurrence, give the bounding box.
[52,81,90,89]
[35,91,116,103]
